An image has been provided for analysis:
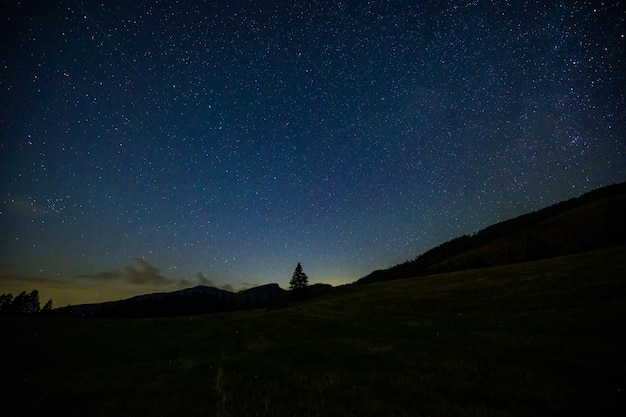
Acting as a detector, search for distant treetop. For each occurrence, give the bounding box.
[289,263,309,290]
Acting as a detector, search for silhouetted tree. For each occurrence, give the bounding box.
[5,290,41,314]
[42,299,53,313]
[10,291,29,314]
[289,263,309,291]
[0,293,13,313]
[26,290,41,314]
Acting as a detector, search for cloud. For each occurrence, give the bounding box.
[74,261,233,292]
[124,258,172,285]
[0,273,71,288]
[177,279,193,288]
[195,272,215,287]
[195,272,235,291]
[76,270,123,281]
[240,282,257,290]
[173,272,235,292]
[74,259,173,286]
[0,273,74,307]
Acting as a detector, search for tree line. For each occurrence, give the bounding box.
[0,290,52,315]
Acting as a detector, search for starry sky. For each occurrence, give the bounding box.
[1,0,624,306]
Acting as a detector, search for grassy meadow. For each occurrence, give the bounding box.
[2,246,625,416]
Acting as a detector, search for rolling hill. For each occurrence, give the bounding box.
[358,182,626,284]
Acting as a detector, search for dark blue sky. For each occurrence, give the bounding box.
[1,0,624,305]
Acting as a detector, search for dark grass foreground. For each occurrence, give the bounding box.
[2,246,625,416]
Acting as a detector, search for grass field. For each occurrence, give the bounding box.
[2,246,625,416]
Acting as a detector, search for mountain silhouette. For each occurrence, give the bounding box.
[358,182,626,284]
[58,284,286,318]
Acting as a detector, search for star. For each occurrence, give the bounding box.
[0,0,623,305]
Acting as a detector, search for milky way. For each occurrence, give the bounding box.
[1,1,624,305]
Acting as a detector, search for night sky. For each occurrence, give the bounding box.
[1,1,624,306]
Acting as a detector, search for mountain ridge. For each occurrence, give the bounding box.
[58,283,286,318]
[358,182,626,284]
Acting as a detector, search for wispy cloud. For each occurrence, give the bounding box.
[195,272,235,291]
[76,259,171,286]
[240,282,258,291]
[0,272,74,306]
[75,260,236,291]
[0,273,71,288]
[124,258,172,285]
[76,270,123,281]
[195,272,215,287]
[177,278,193,288]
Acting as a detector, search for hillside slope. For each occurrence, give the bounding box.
[359,182,626,284]
[4,246,625,417]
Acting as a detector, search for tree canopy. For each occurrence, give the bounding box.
[0,290,51,315]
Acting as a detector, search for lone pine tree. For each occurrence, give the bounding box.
[289,262,309,290]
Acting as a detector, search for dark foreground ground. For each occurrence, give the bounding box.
[2,246,625,416]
